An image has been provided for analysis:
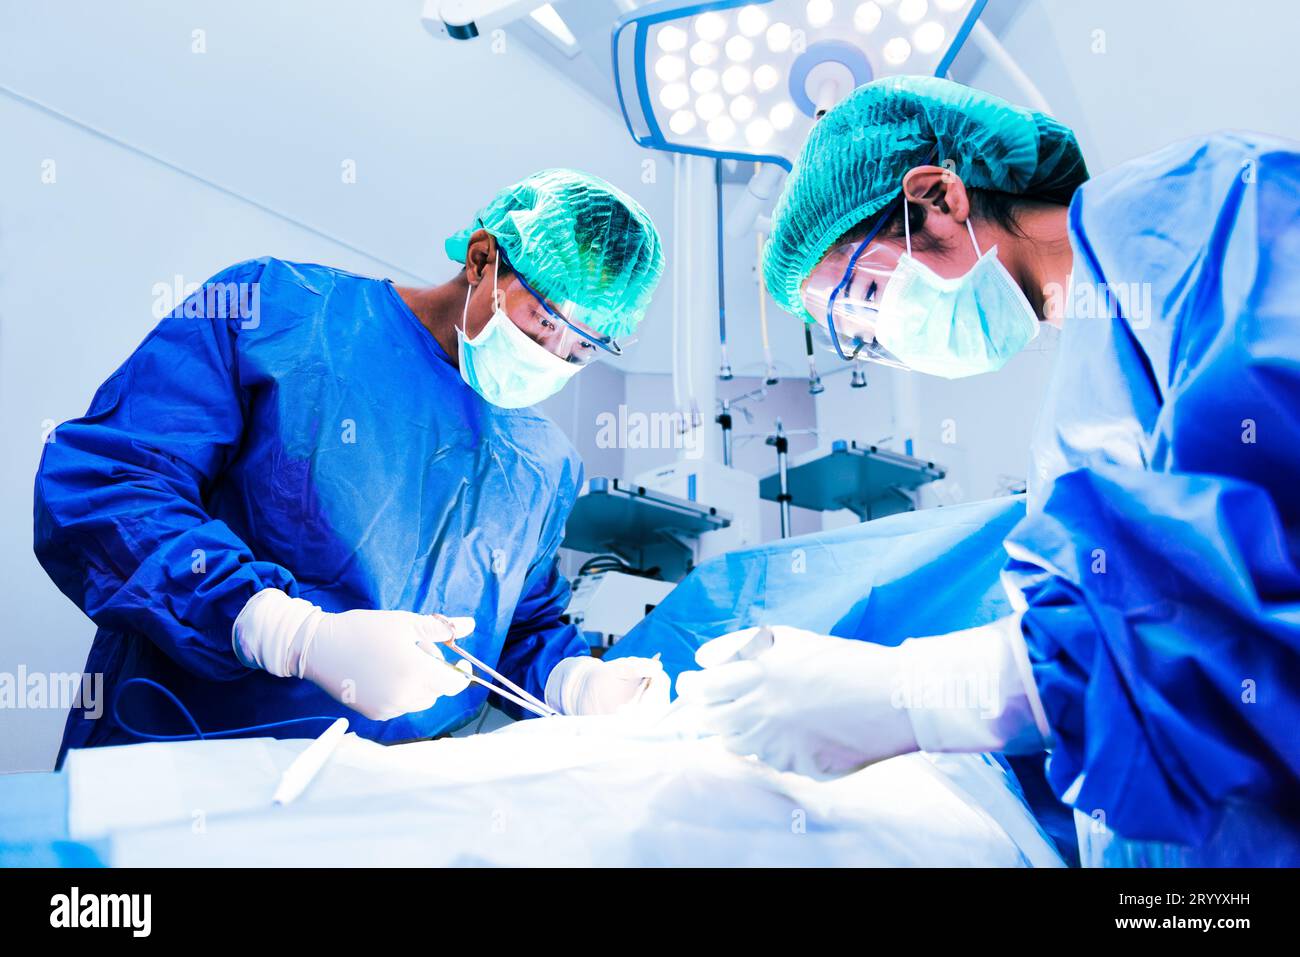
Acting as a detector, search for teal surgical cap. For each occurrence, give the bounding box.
[763,76,1088,324]
[445,168,665,339]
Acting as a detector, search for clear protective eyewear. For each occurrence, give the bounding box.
[497,249,624,366]
[799,197,909,368]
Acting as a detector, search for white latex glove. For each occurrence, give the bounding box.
[232,588,473,721]
[674,626,918,779]
[894,614,1051,755]
[544,655,670,716]
[674,620,1050,780]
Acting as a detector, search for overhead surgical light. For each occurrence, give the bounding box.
[613,0,988,169]
[806,0,834,29]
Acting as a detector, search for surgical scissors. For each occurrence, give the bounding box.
[427,615,559,718]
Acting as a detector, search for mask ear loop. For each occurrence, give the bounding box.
[461,245,504,338]
[965,216,982,256]
[492,247,501,311]
[460,282,473,335]
[903,194,913,257]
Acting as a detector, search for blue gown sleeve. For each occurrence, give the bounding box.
[493,456,588,718]
[1004,134,1300,845]
[33,260,297,680]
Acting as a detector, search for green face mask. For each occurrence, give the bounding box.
[455,257,581,409]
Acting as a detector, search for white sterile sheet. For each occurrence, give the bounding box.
[65,714,1063,867]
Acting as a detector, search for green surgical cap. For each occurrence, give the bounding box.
[445,168,664,339]
[763,76,1088,324]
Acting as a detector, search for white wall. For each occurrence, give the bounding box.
[966,0,1300,171]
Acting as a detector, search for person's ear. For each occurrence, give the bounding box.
[464,229,497,287]
[901,165,972,223]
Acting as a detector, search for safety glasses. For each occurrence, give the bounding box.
[497,249,624,365]
[800,196,911,367]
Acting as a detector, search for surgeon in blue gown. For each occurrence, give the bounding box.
[676,77,1300,865]
[35,169,668,764]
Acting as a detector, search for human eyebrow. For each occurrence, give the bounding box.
[845,271,878,303]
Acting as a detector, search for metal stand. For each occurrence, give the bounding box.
[766,421,793,538]
[561,477,732,582]
[759,440,946,524]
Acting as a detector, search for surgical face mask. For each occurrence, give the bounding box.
[872,198,1040,379]
[456,257,581,408]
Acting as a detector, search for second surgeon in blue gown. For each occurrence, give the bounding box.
[677,77,1300,865]
[35,169,668,763]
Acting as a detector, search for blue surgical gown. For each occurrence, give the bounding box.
[1003,133,1300,847]
[34,258,588,762]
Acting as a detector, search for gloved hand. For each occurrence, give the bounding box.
[544,655,670,716]
[233,588,473,721]
[674,626,918,779]
[675,620,1050,780]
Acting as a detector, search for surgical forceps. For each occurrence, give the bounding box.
[427,615,559,718]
